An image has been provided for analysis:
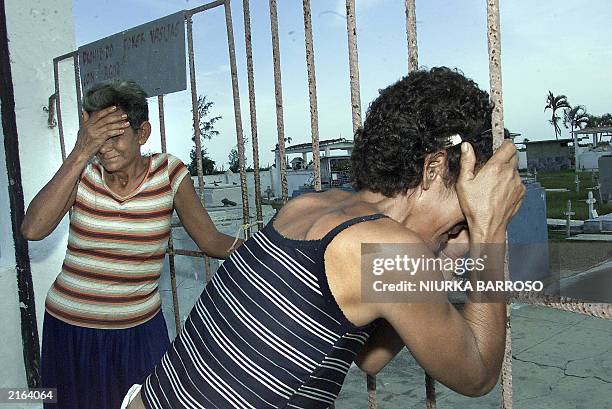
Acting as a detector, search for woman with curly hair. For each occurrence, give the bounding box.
[125,67,525,409]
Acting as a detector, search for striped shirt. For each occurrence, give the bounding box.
[142,214,386,408]
[45,153,189,329]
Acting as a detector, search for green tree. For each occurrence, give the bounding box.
[564,105,589,135]
[189,95,221,175]
[228,148,242,173]
[586,113,612,128]
[188,148,216,175]
[544,91,570,140]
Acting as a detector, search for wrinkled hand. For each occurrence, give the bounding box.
[73,106,131,160]
[455,140,525,240]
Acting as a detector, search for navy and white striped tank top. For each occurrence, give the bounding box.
[142,213,387,409]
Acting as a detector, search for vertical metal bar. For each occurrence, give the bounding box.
[242,0,263,228]
[53,60,67,162]
[367,373,377,409]
[0,5,41,386]
[158,95,181,333]
[158,95,168,153]
[73,52,83,127]
[346,4,370,404]
[186,17,206,203]
[425,373,437,408]
[345,0,362,133]
[486,1,512,408]
[488,0,505,151]
[405,0,419,73]
[302,0,321,191]
[269,0,289,202]
[224,0,251,236]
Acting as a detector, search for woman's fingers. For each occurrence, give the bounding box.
[458,142,476,183]
[89,105,118,124]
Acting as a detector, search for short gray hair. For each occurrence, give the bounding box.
[82,81,148,130]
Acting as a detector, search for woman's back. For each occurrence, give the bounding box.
[141,191,387,408]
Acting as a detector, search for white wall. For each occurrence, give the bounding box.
[1,0,77,388]
[576,146,612,171]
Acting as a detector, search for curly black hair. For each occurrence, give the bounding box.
[351,67,494,196]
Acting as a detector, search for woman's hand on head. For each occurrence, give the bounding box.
[455,140,525,241]
[73,106,131,160]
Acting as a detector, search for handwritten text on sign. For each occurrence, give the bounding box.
[78,11,186,97]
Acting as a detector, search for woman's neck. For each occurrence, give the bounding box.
[105,155,148,188]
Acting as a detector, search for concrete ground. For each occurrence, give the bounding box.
[336,304,612,409]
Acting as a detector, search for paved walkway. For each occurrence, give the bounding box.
[336,304,612,409]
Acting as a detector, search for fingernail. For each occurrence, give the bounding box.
[125,121,130,126]
[122,114,128,119]
[111,106,116,110]
[461,142,468,152]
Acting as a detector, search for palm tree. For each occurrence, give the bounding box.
[544,91,570,140]
[564,105,589,168]
[564,105,589,136]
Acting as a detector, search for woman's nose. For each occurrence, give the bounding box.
[99,139,113,153]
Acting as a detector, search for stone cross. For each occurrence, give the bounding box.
[265,186,273,202]
[586,190,598,219]
[564,200,575,238]
[574,173,580,193]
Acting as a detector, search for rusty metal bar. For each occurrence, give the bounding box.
[425,373,436,408]
[158,95,168,153]
[73,53,83,127]
[158,94,181,333]
[224,0,251,237]
[52,50,76,63]
[405,0,419,72]
[53,60,66,162]
[367,374,377,409]
[269,0,289,202]
[513,293,612,320]
[186,17,206,203]
[242,0,264,227]
[345,0,362,133]
[486,1,511,408]
[302,0,321,191]
[169,248,207,257]
[185,0,225,17]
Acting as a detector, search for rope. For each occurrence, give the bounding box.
[228,220,264,252]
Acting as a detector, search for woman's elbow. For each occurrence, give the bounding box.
[20,222,45,241]
[460,371,499,397]
[354,356,384,377]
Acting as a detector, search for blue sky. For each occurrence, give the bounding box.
[73,0,612,168]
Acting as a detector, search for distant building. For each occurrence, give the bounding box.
[272,138,353,197]
[524,139,573,171]
[573,126,612,171]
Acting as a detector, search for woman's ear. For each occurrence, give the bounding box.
[421,150,447,190]
[137,121,152,145]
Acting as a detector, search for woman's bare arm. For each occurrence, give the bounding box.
[173,176,242,259]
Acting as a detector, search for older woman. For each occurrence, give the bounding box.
[125,67,525,408]
[21,81,238,409]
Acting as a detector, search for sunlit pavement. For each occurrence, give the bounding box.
[336,304,612,409]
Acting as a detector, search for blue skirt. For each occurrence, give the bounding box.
[41,311,170,409]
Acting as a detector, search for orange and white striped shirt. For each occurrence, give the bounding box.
[45,153,189,329]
